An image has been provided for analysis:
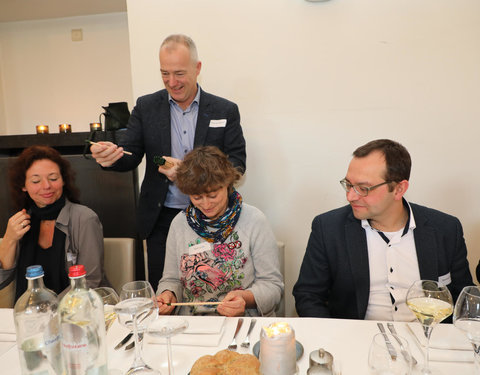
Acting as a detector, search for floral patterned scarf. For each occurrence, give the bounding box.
[185,189,242,243]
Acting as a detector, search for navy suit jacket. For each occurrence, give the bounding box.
[293,202,473,319]
[108,88,246,238]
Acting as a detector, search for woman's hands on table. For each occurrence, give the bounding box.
[156,290,177,315]
[217,290,255,317]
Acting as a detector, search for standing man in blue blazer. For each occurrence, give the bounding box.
[293,139,472,320]
[91,34,246,289]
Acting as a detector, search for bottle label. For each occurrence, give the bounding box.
[61,323,89,375]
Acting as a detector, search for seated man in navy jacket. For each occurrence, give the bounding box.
[293,139,472,320]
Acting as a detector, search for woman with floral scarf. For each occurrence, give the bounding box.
[156,146,283,317]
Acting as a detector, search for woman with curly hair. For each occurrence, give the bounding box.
[156,146,283,317]
[0,145,109,300]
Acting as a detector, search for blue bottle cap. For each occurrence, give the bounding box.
[26,265,44,279]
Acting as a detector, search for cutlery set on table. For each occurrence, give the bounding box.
[376,322,417,365]
[227,318,257,350]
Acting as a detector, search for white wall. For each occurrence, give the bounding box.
[0,12,133,134]
[127,0,480,316]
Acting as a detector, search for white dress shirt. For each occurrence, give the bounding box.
[363,202,419,321]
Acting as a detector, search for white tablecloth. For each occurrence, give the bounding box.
[1,308,476,374]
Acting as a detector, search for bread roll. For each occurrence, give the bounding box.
[191,350,260,375]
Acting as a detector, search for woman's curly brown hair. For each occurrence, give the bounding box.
[175,146,242,196]
[9,145,80,210]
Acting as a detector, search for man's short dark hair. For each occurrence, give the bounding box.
[353,139,411,183]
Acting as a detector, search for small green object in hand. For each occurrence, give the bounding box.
[153,156,166,166]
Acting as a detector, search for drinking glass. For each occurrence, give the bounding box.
[406,280,453,375]
[94,287,120,331]
[368,332,412,375]
[147,317,188,375]
[115,281,160,375]
[453,285,480,372]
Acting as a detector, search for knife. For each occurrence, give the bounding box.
[377,323,397,360]
[125,332,144,351]
[114,332,133,350]
[387,323,417,366]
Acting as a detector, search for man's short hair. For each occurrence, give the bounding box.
[353,139,411,182]
[160,34,198,62]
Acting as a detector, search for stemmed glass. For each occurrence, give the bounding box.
[453,286,480,372]
[94,287,120,331]
[147,317,188,375]
[115,281,160,375]
[406,280,453,375]
[368,332,412,374]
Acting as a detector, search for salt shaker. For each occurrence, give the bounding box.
[308,348,334,374]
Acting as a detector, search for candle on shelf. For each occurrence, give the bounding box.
[90,122,102,131]
[36,125,49,134]
[259,322,297,375]
[58,123,72,133]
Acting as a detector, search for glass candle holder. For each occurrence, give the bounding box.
[90,122,102,131]
[36,125,49,134]
[260,322,297,375]
[58,123,72,133]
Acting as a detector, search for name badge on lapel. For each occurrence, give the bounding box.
[209,119,227,128]
[189,242,213,255]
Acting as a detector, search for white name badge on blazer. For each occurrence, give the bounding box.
[189,242,213,255]
[209,119,227,128]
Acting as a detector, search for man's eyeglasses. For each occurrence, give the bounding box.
[339,178,391,197]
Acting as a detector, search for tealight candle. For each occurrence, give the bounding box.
[58,123,72,133]
[36,125,49,134]
[90,122,102,131]
[259,322,297,375]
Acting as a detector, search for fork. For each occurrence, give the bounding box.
[241,318,257,348]
[227,318,244,350]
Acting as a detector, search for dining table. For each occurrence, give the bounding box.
[0,308,476,374]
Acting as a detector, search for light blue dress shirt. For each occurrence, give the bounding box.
[163,87,201,209]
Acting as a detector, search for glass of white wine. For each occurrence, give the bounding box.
[406,280,453,375]
[453,286,480,372]
[94,287,120,331]
[115,281,160,375]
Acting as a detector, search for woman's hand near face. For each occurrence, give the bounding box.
[0,209,31,269]
[4,209,30,242]
[156,290,177,315]
[216,290,256,317]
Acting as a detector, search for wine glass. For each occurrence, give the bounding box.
[94,287,120,331]
[147,317,188,375]
[453,286,480,372]
[406,280,453,375]
[368,332,412,374]
[115,281,160,375]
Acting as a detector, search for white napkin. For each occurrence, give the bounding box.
[0,310,15,334]
[407,323,471,350]
[407,323,474,363]
[182,316,226,334]
[0,333,16,342]
[147,316,226,347]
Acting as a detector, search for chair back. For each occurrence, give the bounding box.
[103,237,135,294]
[0,238,15,308]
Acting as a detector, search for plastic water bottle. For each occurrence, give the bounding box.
[59,265,107,375]
[14,265,64,375]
